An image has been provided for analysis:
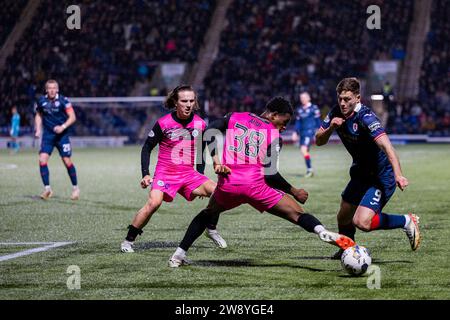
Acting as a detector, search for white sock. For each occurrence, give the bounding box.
[404,215,411,228]
[207,228,217,234]
[313,225,326,235]
[174,247,186,257]
[44,185,51,190]
[73,185,79,190]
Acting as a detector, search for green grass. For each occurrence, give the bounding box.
[1,144,450,299]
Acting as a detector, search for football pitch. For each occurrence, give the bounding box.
[1,144,449,300]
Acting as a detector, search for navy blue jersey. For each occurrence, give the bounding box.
[34,94,73,134]
[320,103,390,173]
[295,103,321,134]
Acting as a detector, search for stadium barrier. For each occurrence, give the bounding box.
[280,130,450,144]
[0,136,129,149]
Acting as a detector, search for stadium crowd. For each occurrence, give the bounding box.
[0,0,214,137]
[0,0,448,138]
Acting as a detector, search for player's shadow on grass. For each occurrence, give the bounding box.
[195,259,330,272]
[372,259,414,265]
[135,241,210,250]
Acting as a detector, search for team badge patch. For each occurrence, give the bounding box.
[192,129,199,137]
[324,115,330,123]
[55,101,60,107]
[368,121,381,132]
[148,130,155,137]
[353,123,358,132]
[157,180,165,187]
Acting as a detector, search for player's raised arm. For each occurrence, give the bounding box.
[375,134,408,191]
[263,139,308,204]
[140,122,163,188]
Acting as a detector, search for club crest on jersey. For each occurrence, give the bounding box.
[192,129,199,137]
[324,115,330,123]
[353,123,358,132]
[157,180,165,187]
[55,101,60,107]
[148,130,155,137]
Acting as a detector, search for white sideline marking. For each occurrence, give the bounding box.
[0,242,75,262]
[0,163,18,170]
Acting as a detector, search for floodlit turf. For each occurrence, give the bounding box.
[1,144,449,300]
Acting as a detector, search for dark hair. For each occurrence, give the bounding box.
[265,96,294,115]
[336,77,360,95]
[164,85,198,110]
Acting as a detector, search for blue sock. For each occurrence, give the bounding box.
[66,164,78,186]
[40,163,50,186]
[370,212,406,230]
[305,154,312,170]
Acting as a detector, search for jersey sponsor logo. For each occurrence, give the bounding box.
[167,128,195,140]
[368,121,381,132]
[148,130,155,137]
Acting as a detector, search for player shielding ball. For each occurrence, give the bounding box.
[168,97,356,267]
[120,85,227,253]
[315,77,421,258]
[293,92,321,177]
[34,80,79,200]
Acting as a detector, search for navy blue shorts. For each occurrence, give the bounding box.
[299,131,315,148]
[40,132,72,157]
[341,165,396,213]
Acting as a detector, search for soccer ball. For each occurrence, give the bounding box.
[341,245,372,276]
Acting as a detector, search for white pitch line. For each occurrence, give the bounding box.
[0,242,75,262]
[0,163,18,170]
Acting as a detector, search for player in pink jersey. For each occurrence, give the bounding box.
[121,85,227,253]
[168,97,356,267]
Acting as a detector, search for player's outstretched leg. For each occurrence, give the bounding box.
[62,157,79,200]
[267,195,355,250]
[121,190,164,253]
[332,200,358,259]
[39,153,53,200]
[353,206,421,251]
[169,197,226,267]
[191,180,227,249]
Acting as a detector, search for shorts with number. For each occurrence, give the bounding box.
[151,169,209,202]
[341,165,396,213]
[40,132,72,157]
[300,131,315,148]
[213,181,284,213]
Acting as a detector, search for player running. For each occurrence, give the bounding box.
[315,77,421,259]
[120,85,227,253]
[34,80,79,200]
[293,92,321,177]
[168,97,356,267]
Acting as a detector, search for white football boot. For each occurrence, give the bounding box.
[404,213,421,251]
[168,254,191,268]
[204,228,228,248]
[120,240,135,253]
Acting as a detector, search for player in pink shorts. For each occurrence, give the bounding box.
[169,97,357,267]
[120,85,227,252]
